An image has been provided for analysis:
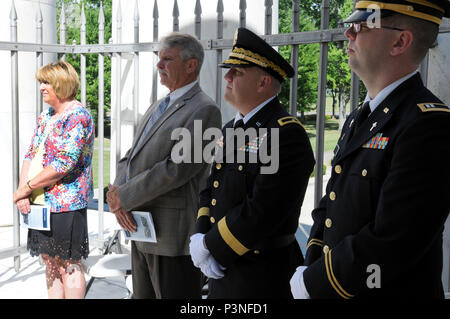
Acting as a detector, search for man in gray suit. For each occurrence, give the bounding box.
[106,33,221,299]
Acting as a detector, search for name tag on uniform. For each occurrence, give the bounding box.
[362,133,389,150]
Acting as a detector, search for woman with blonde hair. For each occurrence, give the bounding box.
[13,60,94,299]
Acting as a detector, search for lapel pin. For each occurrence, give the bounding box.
[383,108,389,114]
[370,122,377,131]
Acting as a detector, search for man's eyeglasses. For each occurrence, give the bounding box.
[348,22,405,33]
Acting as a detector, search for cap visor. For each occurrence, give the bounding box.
[343,10,376,23]
[219,59,252,69]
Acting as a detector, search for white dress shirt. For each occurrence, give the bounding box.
[364,71,417,114]
[233,95,277,126]
[166,80,198,109]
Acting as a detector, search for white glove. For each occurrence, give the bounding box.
[189,233,210,268]
[199,255,226,279]
[290,266,310,299]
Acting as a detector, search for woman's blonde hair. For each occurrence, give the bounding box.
[36,60,79,100]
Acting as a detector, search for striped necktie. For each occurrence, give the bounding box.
[126,96,170,181]
[135,96,170,150]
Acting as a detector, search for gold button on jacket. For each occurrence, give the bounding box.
[329,192,336,201]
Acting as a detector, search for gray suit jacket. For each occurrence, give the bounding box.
[114,83,221,256]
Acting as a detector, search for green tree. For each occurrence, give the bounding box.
[279,0,361,127]
[327,0,353,121]
[57,0,112,137]
[298,0,348,29]
[327,45,351,124]
[278,0,320,117]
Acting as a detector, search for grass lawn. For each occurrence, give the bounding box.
[302,116,341,157]
[302,95,343,158]
[92,138,110,189]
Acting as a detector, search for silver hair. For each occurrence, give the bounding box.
[160,33,204,76]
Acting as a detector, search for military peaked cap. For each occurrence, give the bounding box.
[344,0,450,25]
[219,27,294,83]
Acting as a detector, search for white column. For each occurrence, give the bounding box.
[0,0,57,226]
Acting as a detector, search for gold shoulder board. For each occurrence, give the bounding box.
[278,116,304,127]
[417,103,450,113]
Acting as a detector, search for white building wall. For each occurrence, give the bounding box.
[0,0,57,226]
[428,25,450,297]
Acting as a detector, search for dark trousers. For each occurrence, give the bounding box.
[131,241,203,299]
[208,242,303,298]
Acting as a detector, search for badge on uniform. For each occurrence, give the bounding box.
[239,134,267,154]
[362,133,389,150]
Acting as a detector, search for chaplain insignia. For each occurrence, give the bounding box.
[362,133,389,150]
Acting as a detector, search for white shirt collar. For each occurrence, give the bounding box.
[167,80,198,108]
[233,95,277,126]
[364,71,417,113]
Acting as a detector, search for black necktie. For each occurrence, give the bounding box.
[354,101,371,131]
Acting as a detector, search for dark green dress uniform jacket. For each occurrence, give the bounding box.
[304,73,450,299]
[195,97,315,298]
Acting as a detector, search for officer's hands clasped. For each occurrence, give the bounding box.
[189,233,226,279]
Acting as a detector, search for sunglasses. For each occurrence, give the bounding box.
[348,22,405,33]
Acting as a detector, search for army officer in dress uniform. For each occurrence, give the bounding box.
[189,28,315,298]
[290,0,450,298]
